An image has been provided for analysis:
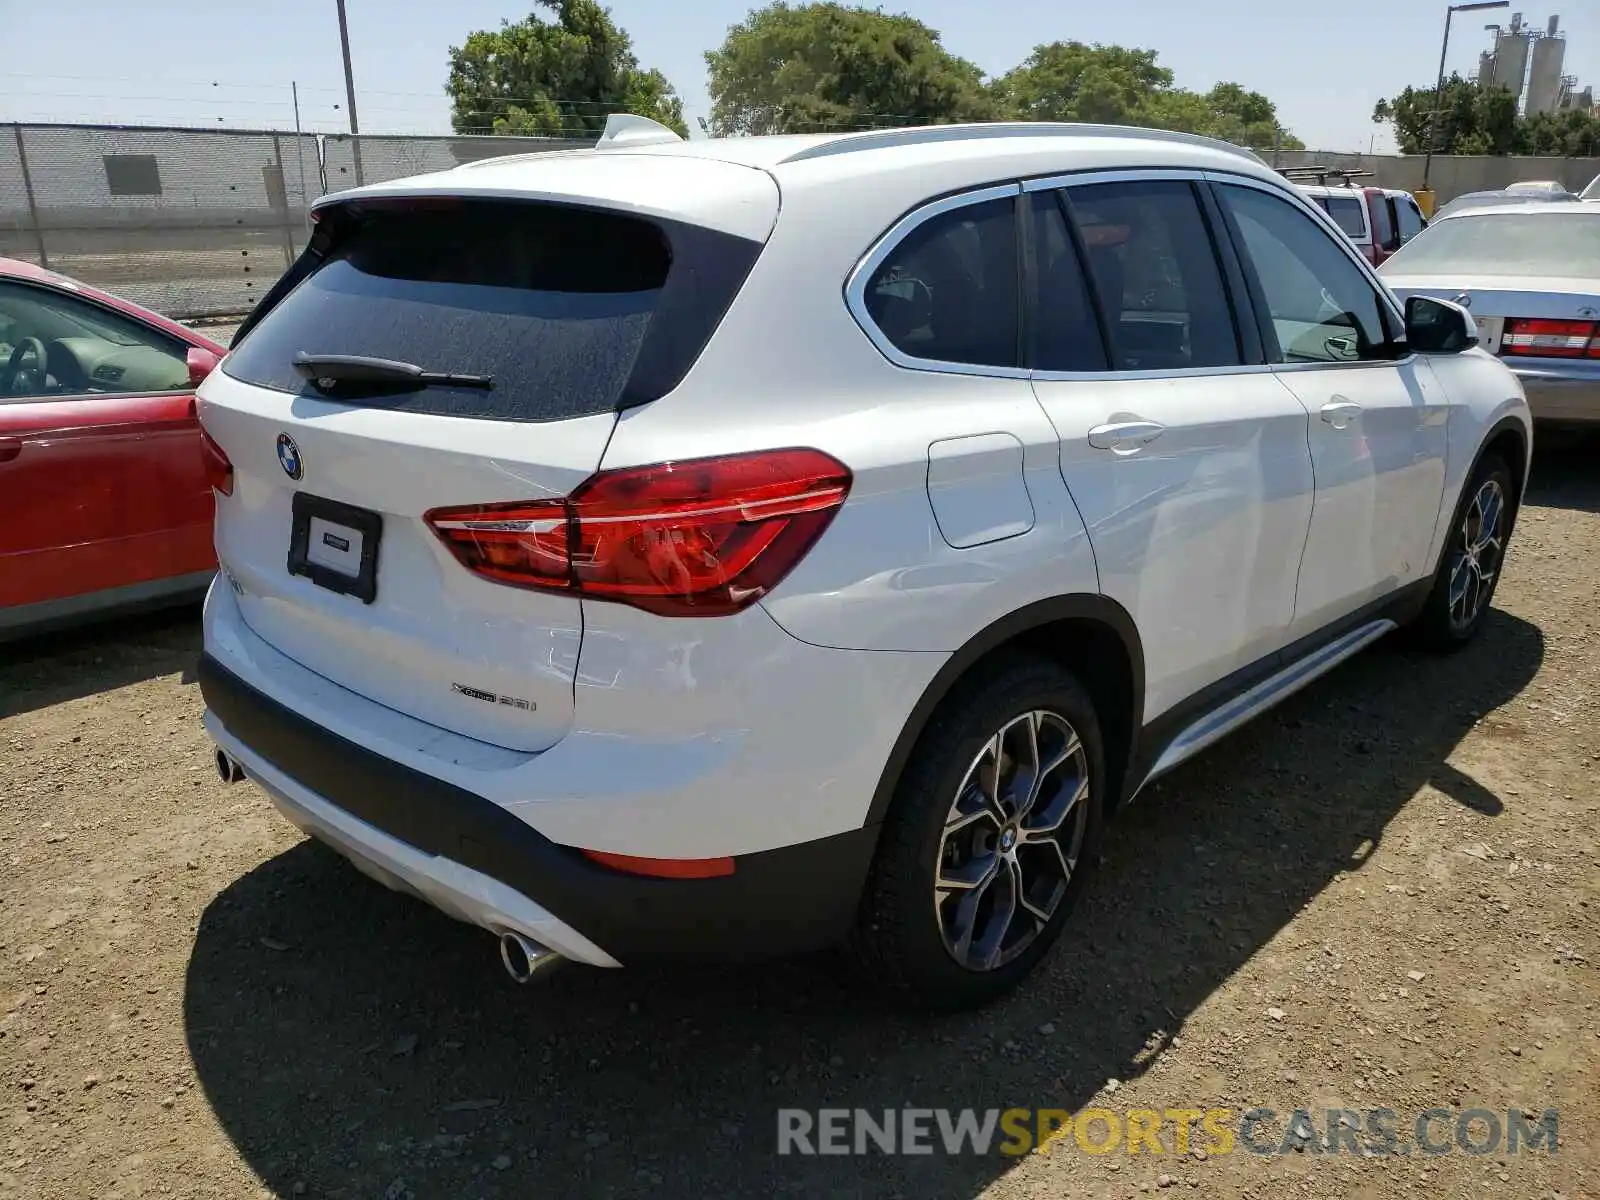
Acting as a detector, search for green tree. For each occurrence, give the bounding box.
[1376,73,1600,157]
[1164,81,1304,149]
[992,42,1300,150]
[1517,109,1564,155]
[1517,108,1600,157]
[1374,76,1520,156]
[990,41,1171,125]
[704,3,996,136]
[1474,85,1520,155]
[446,2,687,138]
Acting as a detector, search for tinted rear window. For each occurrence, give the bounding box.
[224,199,756,422]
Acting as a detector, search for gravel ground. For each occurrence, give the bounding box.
[2,434,1597,1200]
[185,320,243,347]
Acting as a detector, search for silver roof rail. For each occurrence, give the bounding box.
[778,122,1267,167]
[596,113,685,149]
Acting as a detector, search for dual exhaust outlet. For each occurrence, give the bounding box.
[214,747,560,984]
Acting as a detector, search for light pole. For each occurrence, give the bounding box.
[1420,0,1508,212]
[335,0,364,185]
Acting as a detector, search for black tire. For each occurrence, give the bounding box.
[853,655,1106,1012]
[1409,451,1515,651]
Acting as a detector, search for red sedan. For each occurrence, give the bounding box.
[0,258,227,639]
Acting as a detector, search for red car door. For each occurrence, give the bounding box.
[0,277,216,616]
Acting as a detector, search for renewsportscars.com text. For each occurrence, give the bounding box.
[776,1106,1559,1158]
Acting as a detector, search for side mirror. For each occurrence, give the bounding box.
[187,346,222,387]
[1404,295,1476,354]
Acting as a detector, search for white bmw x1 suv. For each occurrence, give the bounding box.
[196,116,1530,1010]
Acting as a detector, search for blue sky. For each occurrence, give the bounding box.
[2,0,1596,151]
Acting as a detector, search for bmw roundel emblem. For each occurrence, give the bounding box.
[276,433,303,480]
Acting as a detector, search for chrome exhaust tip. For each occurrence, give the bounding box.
[215,749,245,784]
[498,930,559,983]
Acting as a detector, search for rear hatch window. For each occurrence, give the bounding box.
[223,198,758,422]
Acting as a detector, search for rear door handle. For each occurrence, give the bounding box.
[0,436,21,463]
[1087,420,1166,454]
[1319,399,1363,429]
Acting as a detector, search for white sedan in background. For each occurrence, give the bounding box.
[1380,202,1600,427]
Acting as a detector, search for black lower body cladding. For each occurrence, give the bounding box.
[197,654,876,961]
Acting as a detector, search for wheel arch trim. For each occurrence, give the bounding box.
[861,593,1145,829]
[1478,412,1531,506]
[1457,412,1531,544]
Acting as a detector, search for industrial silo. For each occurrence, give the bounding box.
[1526,17,1567,115]
[1490,13,1531,103]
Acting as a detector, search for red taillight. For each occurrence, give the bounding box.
[1501,318,1600,359]
[425,448,851,616]
[199,426,233,496]
[580,849,736,879]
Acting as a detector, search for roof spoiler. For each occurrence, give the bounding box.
[596,113,685,149]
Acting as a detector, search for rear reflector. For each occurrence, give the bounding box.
[199,426,233,496]
[580,849,736,879]
[425,448,851,616]
[1501,318,1600,359]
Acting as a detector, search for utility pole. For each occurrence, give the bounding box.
[291,81,310,210]
[1420,1,1508,215]
[335,0,365,185]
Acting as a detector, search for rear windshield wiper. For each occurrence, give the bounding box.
[292,352,493,392]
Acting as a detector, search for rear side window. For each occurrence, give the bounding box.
[862,196,1019,369]
[223,199,760,422]
[1063,179,1241,371]
[1319,195,1367,240]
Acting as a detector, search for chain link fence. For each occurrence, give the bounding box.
[3,122,1598,321]
[0,124,586,319]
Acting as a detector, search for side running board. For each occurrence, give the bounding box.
[1140,618,1397,789]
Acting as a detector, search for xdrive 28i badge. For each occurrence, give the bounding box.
[276,433,303,480]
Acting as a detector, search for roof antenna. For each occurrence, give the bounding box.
[596,113,685,148]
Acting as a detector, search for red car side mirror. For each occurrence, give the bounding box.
[187,347,221,387]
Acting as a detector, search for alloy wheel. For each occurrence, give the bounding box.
[1447,477,1505,631]
[934,709,1091,972]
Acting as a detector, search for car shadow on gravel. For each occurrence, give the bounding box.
[1526,428,1600,514]
[184,612,1542,1199]
[0,604,201,719]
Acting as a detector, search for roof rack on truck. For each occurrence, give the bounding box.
[1279,165,1377,188]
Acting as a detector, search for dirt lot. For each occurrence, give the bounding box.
[3,437,1597,1200]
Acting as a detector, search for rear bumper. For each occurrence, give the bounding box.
[200,654,881,965]
[1512,365,1600,424]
